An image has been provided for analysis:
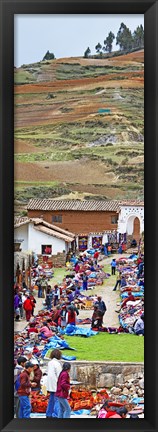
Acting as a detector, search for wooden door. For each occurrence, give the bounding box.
[133,217,140,242]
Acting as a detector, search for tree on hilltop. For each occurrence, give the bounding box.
[103,31,115,53]
[116,23,133,51]
[95,42,102,55]
[133,25,144,48]
[84,47,91,58]
[43,50,55,61]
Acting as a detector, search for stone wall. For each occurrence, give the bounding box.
[38,252,66,268]
[69,361,144,389]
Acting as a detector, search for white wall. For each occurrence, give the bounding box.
[14,224,29,251]
[118,206,144,235]
[28,223,66,254]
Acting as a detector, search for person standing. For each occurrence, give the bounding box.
[111,258,116,276]
[59,305,67,328]
[30,361,42,391]
[14,292,20,321]
[95,296,107,325]
[66,306,76,326]
[17,361,34,418]
[54,285,60,306]
[46,349,62,418]
[29,294,36,316]
[107,244,112,256]
[91,306,103,329]
[46,286,52,310]
[113,271,122,291]
[23,295,34,321]
[18,293,24,319]
[94,250,99,264]
[55,362,71,418]
[82,272,88,291]
[14,356,27,418]
[36,278,42,298]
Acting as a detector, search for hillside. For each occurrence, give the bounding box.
[14,50,144,215]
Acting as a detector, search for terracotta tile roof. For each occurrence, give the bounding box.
[34,225,74,243]
[14,217,75,241]
[27,199,144,212]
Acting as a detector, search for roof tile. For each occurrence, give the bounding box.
[27,199,144,212]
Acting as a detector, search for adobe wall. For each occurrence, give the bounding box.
[28,210,118,234]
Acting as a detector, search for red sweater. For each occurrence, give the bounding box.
[55,371,70,399]
[23,298,33,311]
[17,370,31,396]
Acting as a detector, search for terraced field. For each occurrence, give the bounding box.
[14,50,144,215]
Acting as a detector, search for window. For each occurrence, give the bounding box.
[41,245,52,255]
[111,215,118,224]
[52,215,62,223]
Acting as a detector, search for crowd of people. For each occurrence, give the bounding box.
[14,242,144,418]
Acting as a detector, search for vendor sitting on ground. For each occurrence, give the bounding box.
[133,313,144,336]
[27,322,38,339]
[121,292,135,309]
[40,321,54,339]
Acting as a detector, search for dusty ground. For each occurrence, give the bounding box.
[14,159,116,184]
[14,254,122,333]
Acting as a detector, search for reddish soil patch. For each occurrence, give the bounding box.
[14,160,116,184]
[14,140,46,154]
[113,50,144,63]
[14,71,144,95]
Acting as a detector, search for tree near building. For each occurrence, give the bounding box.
[116,23,133,51]
[43,50,55,61]
[95,42,102,55]
[84,47,91,58]
[103,31,115,53]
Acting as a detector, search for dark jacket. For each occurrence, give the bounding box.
[33,366,42,389]
[55,370,70,399]
[17,370,31,396]
[96,300,106,314]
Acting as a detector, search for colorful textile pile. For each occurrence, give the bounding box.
[69,388,109,411]
[31,391,49,413]
[116,256,144,330]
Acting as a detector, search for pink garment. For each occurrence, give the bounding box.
[40,326,53,338]
[98,409,108,418]
[109,414,121,418]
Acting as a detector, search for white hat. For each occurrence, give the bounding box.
[31,359,39,365]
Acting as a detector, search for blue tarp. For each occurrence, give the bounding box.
[71,409,91,415]
[41,335,74,357]
[64,324,98,337]
[132,397,144,404]
[61,355,76,361]
[121,291,144,299]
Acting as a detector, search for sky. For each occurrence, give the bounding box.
[14,14,144,67]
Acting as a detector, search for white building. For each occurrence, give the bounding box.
[118,204,144,239]
[14,217,76,256]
